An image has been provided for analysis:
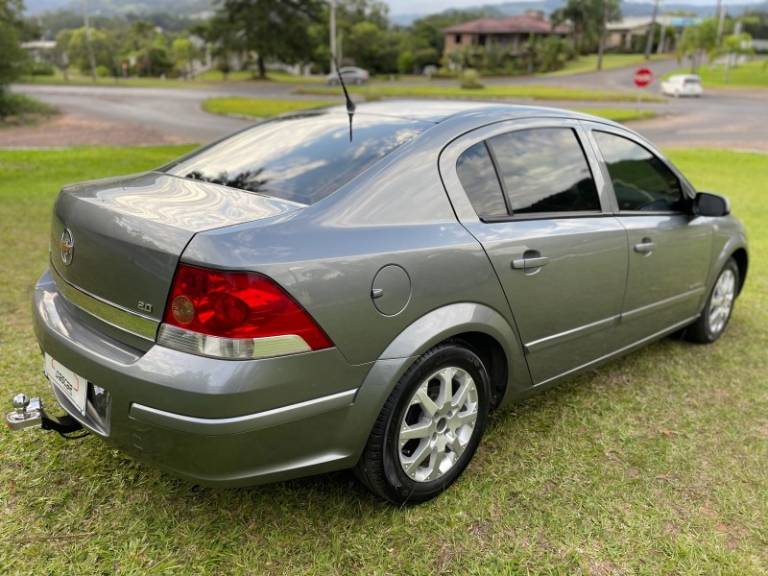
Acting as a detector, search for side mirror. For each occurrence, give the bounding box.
[694,192,730,217]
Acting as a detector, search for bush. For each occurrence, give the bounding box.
[0,91,56,119]
[25,60,55,76]
[96,65,112,78]
[459,68,484,89]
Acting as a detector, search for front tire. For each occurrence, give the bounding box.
[355,342,491,504]
[684,258,739,343]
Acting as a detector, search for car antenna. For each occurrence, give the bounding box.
[332,56,355,142]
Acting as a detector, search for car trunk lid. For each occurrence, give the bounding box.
[50,172,303,331]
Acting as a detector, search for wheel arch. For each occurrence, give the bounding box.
[731,247,748,294]
[349,302,530,463]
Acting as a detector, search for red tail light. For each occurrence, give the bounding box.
[160,264,332,357]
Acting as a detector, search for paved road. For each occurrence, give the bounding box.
[9,66,768,151]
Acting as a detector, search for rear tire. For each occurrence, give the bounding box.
[355,342,491,504]
[684,258,739,343]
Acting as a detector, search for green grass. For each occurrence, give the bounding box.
[202,97,338,118]
[0,146,766,574]
[297,83,664,102]
[20,69,326,88]
[545,53,668,77]
[666,59,768,88]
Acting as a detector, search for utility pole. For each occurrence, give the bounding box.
[644,0,660,60]
[597,0,607,70]
[716,0,726,45]
[82,0,97,82]
[329,0,337,73]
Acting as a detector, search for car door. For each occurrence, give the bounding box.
[585,124,713,345]
[440,119,629,385]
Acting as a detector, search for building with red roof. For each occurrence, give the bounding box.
[443,11,570,58]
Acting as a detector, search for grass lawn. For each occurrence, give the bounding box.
[202,97,337,118]
[0,146,766,574]
[202,97,658,124]
[545,53,668,77]
[297,83,664,102]
[19,69,326,89]
[665,59,768,88]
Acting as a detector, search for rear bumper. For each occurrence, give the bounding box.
[32,270,382,486]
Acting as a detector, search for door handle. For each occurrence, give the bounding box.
[633,238,655,255]
[512,251,550,270]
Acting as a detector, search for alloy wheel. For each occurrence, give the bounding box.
[709,268,736,335]
[397,366,479,483]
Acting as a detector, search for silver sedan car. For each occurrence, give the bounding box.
[326,65,369,85]
[11,102,747,504]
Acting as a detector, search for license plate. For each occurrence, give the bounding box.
[44,354,88,415]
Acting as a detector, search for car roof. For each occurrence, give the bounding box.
[321,99,624,127]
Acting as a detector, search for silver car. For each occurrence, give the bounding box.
[12,102,747,504]
[326,66,369,85]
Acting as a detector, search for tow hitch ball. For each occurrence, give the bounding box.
[5,393,85,436]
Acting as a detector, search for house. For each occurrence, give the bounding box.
[443,11,570,58]
[606,16,699,53]
[21,40,56,63]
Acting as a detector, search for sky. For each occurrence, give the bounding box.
[384,0,765,16]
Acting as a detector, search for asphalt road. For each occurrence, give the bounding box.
[9,65,768,151]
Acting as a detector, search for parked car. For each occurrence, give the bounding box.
[661,74,703,97]
[10,102,747,504]
[326,66,369,85]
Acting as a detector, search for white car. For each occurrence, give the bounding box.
[326,66,369,86]
[661,74,703,97]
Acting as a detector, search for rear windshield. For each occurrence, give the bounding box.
[163,112,426,205]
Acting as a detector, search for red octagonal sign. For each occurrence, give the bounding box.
[634,67,653,88]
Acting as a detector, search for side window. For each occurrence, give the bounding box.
[487,128,601,214]
[594,131,685,212]
[456,141,508,219]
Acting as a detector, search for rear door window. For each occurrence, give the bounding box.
[487,128,601,215]
[164,112,426,205]
[456,142,508,219]
[594,131,685,212]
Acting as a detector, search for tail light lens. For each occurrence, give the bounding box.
[157,264,332,359]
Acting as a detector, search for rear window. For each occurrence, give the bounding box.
[163,112,426,205]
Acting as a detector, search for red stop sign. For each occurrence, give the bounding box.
[634,67,653,88]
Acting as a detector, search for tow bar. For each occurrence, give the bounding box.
[6,394,88,439]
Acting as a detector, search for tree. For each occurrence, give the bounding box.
[0,0,26,89]
[122,21,173,77]
[676,18,718,72]
[216,0,323,78]
[57,27,118,76]
[194,15,246,80]
[172,37,196,79]
[551,0,620,64]
[713,32,754,82]
[308,0,391,73]
[344,20,399,73]
[596,0,621,70]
